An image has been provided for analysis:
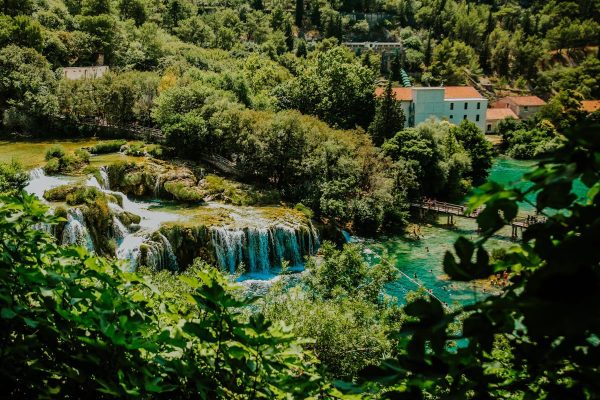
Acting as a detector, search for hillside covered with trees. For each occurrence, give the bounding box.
[1,0,600,398]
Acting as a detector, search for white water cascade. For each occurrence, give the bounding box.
[86,166,110,190]
[210,222,319,274]
[25,167,319,277]
[26,167,72,199]
[62,208,95,252]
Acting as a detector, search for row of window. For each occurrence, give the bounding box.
[450,102,481,110]
[449,114,480,121]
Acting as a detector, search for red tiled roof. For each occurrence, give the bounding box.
[375,86,413,100]
[581,100,600,113]
[501,96,546,106]
[375,86,484,101]
[443,86,485,99]
[486,108,518,121]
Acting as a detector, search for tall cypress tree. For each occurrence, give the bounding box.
[368,81,406,146]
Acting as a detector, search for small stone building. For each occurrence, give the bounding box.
[62,66,110,80]
[485,108,518,134]
[491,96,546,120]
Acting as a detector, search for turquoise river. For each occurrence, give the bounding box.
[359,157,588,306]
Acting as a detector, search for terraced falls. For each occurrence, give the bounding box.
[25,161,320,280]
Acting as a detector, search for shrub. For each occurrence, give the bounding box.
[43,157,60,174]
[65,186,102,205]
[87,140,126,154]
[45,145,65,160]
[0,160,28,196]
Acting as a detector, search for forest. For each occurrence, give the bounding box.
[1,0,599,398]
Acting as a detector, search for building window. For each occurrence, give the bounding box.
[477,102,481,109]
[449,115,453,119]
[463,115,467,120]
[476,114,480,121]
[450,103,454,110]
[464,103,468,110]
[487,124,492,132]
[524,106,529,111]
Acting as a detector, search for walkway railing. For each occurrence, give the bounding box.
[411,199,546,239]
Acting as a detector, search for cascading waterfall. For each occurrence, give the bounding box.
[210,223,319,274]
[62,208,95,252]
[117,232,178,272]
[153,176,161,198]
[112,216,129,243]
[212,228,245,274]
[29,167,45,180]
[26,166,319,276]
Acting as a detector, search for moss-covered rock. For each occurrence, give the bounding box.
[43,184,78,202]
[160,224,215,269]
[118,210,141,226]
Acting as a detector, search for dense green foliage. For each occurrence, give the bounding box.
[382,119,491,199]
[0,195,334,398]
[263,242,402,379]
[0,160,29,196]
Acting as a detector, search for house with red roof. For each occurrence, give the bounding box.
[491,96,546,120]
[485,108,518,134]
[375,86,488,131]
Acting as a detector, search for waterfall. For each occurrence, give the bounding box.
[26,167,71,199]
[212,227,245,274]
[29,167,45,180]
[99,166,109,190]
[62,209,94,252]
[85,166,110,190]
[117,232,178,271]
[210,223,319,274]
[153,176,161,198]
[112,216,129,243]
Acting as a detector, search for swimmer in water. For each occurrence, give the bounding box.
[426,247,429,252]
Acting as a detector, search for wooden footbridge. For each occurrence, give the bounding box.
[411,199,544,239]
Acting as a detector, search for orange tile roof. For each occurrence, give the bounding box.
[581,100,600,113]
[486,108,518,121]
[501,96,546,106]
[375,86,413,100]
[375,86,484,101]
[443,86,485,99]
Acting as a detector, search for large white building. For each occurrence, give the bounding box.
[375,86,488,131]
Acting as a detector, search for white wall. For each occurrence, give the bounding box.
[444,99,487,131]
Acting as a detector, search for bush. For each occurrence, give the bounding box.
[163,180,205,202]
[65,186,102,205]
[45,145,65,160]
[0,160,28,196]
[87,140,126,154]
[43,157,60,174]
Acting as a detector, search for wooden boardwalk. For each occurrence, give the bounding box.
[411,199,544,239]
